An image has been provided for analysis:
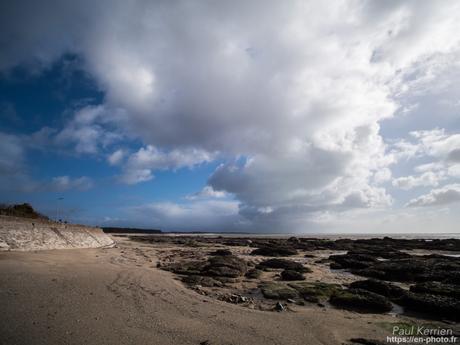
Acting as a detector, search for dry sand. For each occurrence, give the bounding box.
[0,236,436,345]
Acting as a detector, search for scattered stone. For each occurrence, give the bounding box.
[280,270,305,281]
[275,302,285,312]
[181,275,223,287]
[218,294,251,304]
[329,288,392,313]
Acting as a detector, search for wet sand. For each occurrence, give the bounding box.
[0,236,454,345]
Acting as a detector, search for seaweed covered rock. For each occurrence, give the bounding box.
[164,260,207,275]
[245,268,262,279]
[352,255,460,283]
[260,282,298,300]
[399,292,460,320]
[280,270,305,281]
[203,255,248,278]
[329,253,378,270]
[349,279,406,299]
[347,249,411,260]
[329,288,392,313]
[250,246,297,257]
[409,281,460,299]
[257,258,309,272]
[164,254,248,280]
[288,282,341,303]
[181,275,223,287]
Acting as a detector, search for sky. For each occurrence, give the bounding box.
[1,0,460,233]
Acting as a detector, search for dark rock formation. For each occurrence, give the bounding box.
[181,275,223,287]
[165,255,247,279]
[399,291,460,320]
[352,255,460,283]
[409,281,460,299]
[245,268,262,279]
[257,258,309,272]
[210,249,232,256]
[259,282,298,300]
[329,288,392,313]
[203,255,248,278]
[329,253,378,270]
[280,270,305,281]
[288,282,341,303]
[349,279,406,299]
[250,246,297,257]
[164,260,207,276]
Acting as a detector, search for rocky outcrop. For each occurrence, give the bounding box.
[0,216,114,251]
[349,279,406,299]
[165,254,248,279]
[280,270,305,281]
[259,282,298,299]
[257,258,309,272]
[250,246,298,257]
[288,282,341,302]
[399,291,460,320]
[329,288,393,313]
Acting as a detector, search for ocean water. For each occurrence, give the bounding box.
[163,232,460,240]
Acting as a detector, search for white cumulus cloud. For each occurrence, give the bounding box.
[406,184,460,207]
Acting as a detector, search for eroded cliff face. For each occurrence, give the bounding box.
[0,216,114,251]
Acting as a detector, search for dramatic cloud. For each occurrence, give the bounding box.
[1,0,460,231]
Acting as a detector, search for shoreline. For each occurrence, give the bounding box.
[1,234,459,345]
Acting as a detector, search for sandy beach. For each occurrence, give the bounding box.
[2,235,458,345]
